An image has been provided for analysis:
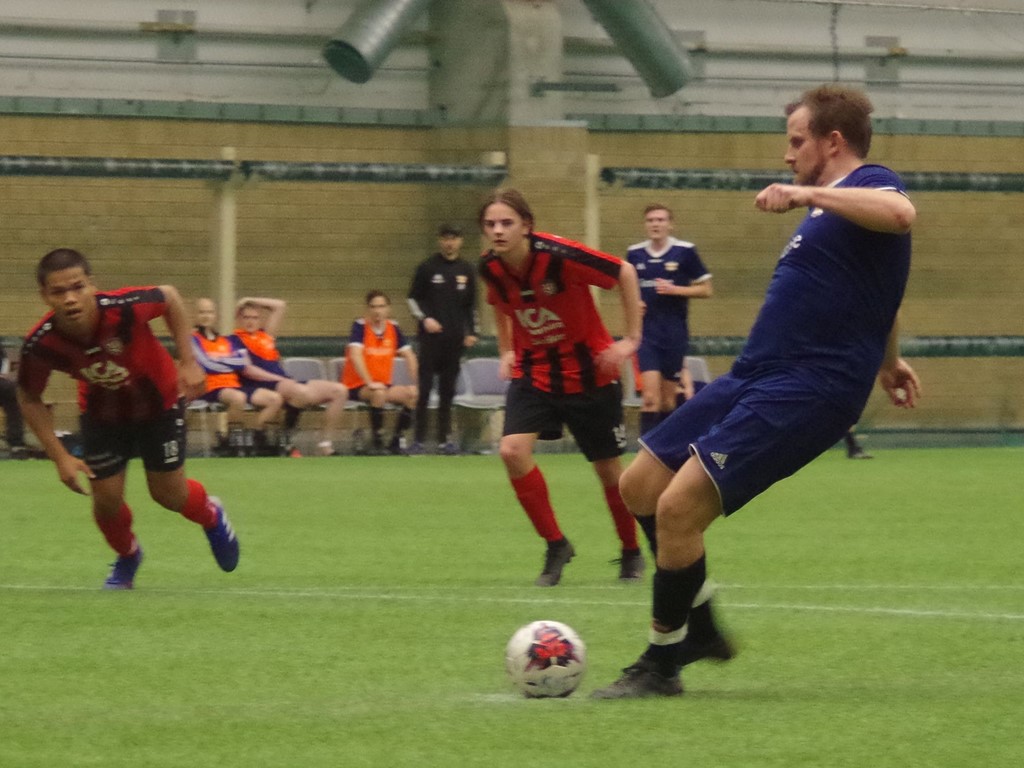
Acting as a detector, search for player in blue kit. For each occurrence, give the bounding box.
[627,205,712,437]
[592,84,922,698]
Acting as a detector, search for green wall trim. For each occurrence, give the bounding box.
[602,167,1024,192]
[261,335,1024,359]
[3,96,1023,137]
[574,112,1024,137]
[6,335,1024,360]
[0,96,439,128]
[0,155,507,184]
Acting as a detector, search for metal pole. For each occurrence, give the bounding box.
[215,147,238,328]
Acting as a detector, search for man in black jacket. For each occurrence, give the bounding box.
[0,340,29,458]
[407,224,478,454]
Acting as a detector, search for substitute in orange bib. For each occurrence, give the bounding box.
[191,298,284,454]
[233,297,350,456]
[341,290,418,455]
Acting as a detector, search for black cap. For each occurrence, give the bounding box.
[437,223,463,237]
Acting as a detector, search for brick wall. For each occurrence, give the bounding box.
[2,115,1021,433]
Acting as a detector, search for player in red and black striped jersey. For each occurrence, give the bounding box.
[16,248,239,589]
[479,188,646,586]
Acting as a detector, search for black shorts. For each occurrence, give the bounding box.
[80,399,187,481]
[503,378,626,462]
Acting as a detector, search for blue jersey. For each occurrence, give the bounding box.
[626,238,710,347]
[229,329,289,378]
[733,164,912,410]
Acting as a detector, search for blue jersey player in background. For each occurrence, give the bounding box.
[593,84,922,699]
[627,205,713,436]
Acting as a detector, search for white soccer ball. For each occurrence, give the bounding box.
[505,620,587,698]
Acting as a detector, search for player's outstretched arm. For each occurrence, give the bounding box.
[596,261,641,377]
[243,364,286,383]
[160,284,205,400]
[16,387,95,494]
[755,184,915,234]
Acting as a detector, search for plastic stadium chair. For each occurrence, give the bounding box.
[281,357,326,383]
[453,358,508,410]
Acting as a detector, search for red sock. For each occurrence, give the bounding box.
[604,483,639,550]
[94,503,137,557]
[510,466,562,542]
[179,478,217,529]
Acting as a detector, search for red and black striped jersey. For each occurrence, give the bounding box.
[18,287,179,424]
[480,232,622,395]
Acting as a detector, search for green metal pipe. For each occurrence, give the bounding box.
[0,155,235,180]
[580,0,691,98]
[601,166,1024,193]
[322,0,431,84]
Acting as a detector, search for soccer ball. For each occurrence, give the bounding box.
[505,620,587,698]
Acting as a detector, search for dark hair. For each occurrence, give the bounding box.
[437,223,463,237]
[365,289,390,305]
[37,248,91,286]
[786,84,874,159]
[643,203,673,219]
[478,188,534,230]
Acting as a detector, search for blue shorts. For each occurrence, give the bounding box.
[240,381,278,399]
[637,340,686,382]
[200,385,263,405]
[641,371,858,515]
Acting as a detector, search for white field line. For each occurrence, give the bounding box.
[2,583,1022,621]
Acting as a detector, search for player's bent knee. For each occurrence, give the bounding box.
[619,464,653,516]
[655,484,719,540]
[255,390,284,408]
[499,437,533,475]
[619,451,670,516]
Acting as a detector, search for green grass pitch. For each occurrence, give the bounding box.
[1,447,1021,767]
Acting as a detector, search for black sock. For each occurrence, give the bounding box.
[639,411,660,435]
[370,407,384,445]
[284,404,302,431]
[635,515,657,556]
[653,556,706,631]
[395,407,412,437]
[643,555,707,672]
[685,600,719,643]
[369,407,384,432]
